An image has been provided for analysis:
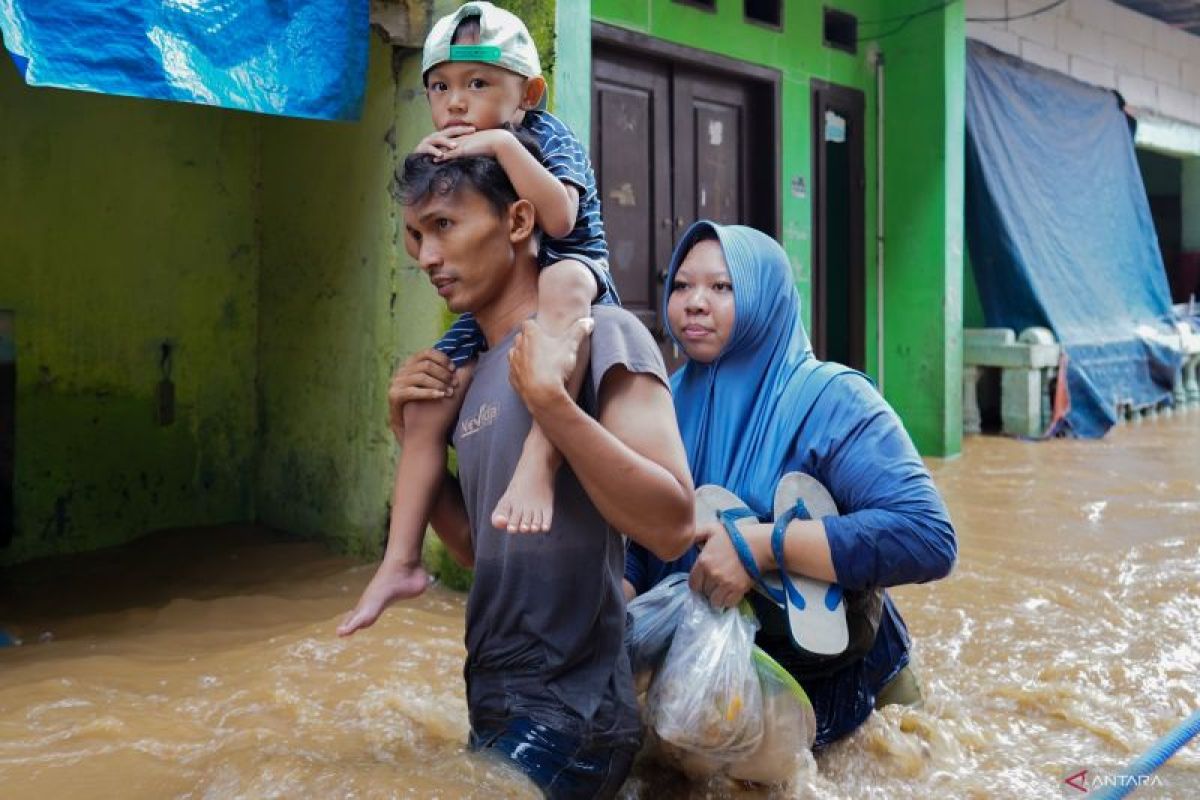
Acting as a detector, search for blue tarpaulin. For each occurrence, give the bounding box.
[965,40,1181,438]
[0,0,367,121]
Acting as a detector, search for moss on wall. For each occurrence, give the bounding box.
[0,68,260,564]
[256,3,566,563]
[0,0,599,567]
[254,39,444,557]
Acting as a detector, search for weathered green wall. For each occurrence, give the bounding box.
[0,69,260,563]
[0,0,574,563]
[882,0,965,457]
[255,39,442,556]
[0,0,961,564]
[255,4,569,558]
[590,0,963,455]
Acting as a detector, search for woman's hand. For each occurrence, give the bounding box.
[689,521,757,609]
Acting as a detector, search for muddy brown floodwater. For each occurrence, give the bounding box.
[1,414,1198,799]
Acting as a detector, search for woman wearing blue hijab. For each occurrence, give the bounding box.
[625,221,957,748]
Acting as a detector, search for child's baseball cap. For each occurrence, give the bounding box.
[422,2,542,79]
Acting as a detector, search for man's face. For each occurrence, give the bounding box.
[404,186,515,314]
[425,61,530,131]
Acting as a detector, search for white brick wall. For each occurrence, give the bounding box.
[1070,55,1116,89]
[1144,48,1181,87]
[966,0,1200,125]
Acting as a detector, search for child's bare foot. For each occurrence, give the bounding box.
[491,449,557,533]
[337,561,430,637]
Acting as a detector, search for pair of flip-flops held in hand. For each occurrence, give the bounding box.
[695,474,848,658]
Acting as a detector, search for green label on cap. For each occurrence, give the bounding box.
[449,45,502,63]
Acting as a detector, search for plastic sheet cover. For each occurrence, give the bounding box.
[965,41,1181,437]
[0,0,367,120]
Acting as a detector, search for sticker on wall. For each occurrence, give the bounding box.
[708,119,724,146]
[791,176,807,199]
[608,182,637,207]
[825,110,847,143]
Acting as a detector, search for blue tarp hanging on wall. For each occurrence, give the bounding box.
[965,40,1181,438]
[0,0,367,121]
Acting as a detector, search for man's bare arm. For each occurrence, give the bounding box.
[535,367,692,559]
[507,321,693,559]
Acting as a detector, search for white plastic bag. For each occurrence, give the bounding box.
[646,592,764,776]
[727,646,817,784]
[625,572,690,675]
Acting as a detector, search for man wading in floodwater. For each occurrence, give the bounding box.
[338,139,695,799]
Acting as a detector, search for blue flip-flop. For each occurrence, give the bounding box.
[693,485,785,606]
[765,472,849,657]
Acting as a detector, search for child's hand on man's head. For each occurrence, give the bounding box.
[431,128,514,162]
[415,125,477,159]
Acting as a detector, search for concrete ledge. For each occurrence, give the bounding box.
[964,326,1061,437]
[1171,321,1200,408]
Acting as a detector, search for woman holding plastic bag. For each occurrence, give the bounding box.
[624,222,958,761]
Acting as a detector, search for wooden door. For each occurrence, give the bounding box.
[592,52,673,345]
[811,80,866,370]
[672,69,751,229]
[593,36,778,369]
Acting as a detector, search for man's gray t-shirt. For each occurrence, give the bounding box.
[451,305,668,747]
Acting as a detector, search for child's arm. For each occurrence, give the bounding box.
[336,357,472,637]
[437,129,578,238]
[428,471,474,568]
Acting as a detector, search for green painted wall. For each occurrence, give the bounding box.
[0,0,960,564]
[553,0,593,138]
[592,0,882,345]
[0,0,576,564]
[0,69,260,564]
[255,39,442,557]
[255,2,569,557]
[882,0,964,457]
[590,0,962,455]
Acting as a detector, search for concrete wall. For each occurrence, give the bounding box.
[255,40,441,557]
[0,68,260,564]
[255,0,566,556]
[0,0,579,563]
[966,0,1200,124]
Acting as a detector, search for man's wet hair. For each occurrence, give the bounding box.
[395,127,543,218]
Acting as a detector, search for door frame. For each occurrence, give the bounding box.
[810,78,866,369]
[591,22,783,240]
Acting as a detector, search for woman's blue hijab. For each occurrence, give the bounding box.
[666,221,832,517]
